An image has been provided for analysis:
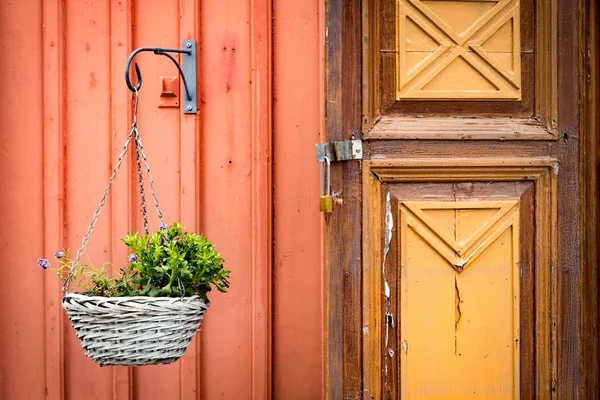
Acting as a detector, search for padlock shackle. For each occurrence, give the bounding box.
[320,156,331,196]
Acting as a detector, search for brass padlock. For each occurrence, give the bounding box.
[320,156,333,213]
[320,195,333,213]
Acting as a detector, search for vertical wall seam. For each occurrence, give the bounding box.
[193,1,203,398]
[178,1,184,397]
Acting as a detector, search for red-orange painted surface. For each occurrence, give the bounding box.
[0,0,323,399]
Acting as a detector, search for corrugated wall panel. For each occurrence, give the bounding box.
[131,0,186,396]
[199,0,255,396]
[0,1,46,399]
[0,0,323,398]
[63,1,114,396]
[273,0,324,398]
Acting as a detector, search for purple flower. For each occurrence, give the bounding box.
[159,222,168,231]
[128,254,138,263]
[54,251,65,259]
[38,259,50,270]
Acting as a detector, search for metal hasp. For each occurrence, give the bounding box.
[316,139,363,162]
[316,139,362,213]
[125,40,197,114]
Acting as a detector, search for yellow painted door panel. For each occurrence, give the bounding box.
[399,201,520,399]
[397,0,521,100]
[361,165,557,399]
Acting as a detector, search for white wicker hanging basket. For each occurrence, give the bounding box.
[62,293,209,366]
[59,86,222,367]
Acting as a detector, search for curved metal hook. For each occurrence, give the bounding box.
[126,62,142,92]
[124,47,193,100]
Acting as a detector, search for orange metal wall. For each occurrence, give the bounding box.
[0,0,323,399]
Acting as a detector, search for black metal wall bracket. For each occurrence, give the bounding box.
[125,40,197,114]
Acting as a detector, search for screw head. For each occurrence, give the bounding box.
[186,42,192,48]
[186,105,193,111]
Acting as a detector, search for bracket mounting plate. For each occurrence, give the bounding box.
[182,40,197,114]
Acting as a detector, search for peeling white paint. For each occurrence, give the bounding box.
[383,190,394,369]
[402,340,409,353]
[383,189,394,349]
[363,324,369,336]
[383,190,393,281]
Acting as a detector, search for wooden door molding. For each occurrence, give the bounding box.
[397,0,522,101]
[362,158,558,398]
[362,0,558,140]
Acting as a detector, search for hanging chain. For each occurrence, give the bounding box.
[134,129,150,235]
[63,89,164,293]
[62,126,135,293]
[133,128,165,225]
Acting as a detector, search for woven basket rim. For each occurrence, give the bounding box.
[63,292,209,305]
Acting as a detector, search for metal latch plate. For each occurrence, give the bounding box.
[316,140,362,162]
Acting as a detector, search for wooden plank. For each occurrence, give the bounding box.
[178,0,201,399]
[250,0,273,397]
[199,0,254,397]
[580,0,600,397]
[0,2,46,399]
[63,0,114,396]
[362,169,383,399]
[554,0,580,395]
[518,185,536,399]
[341,0,364,397]
[325,0,344,397]
[272,0,323,398]
[325,0,365,398]
[109,0,133,398]
[42,0,66,398]
[128,0,184,397]
[366,116,553,140]
[367,140,556,159]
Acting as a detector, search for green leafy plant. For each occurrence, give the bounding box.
[38,222,230,301]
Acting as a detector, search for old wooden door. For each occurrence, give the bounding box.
[324,0,599,398]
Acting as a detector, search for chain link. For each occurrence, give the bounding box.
[133,129,165,224]
[134,130,150,234]
[63,90,165,293]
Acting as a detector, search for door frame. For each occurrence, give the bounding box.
[323,0,600,398]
